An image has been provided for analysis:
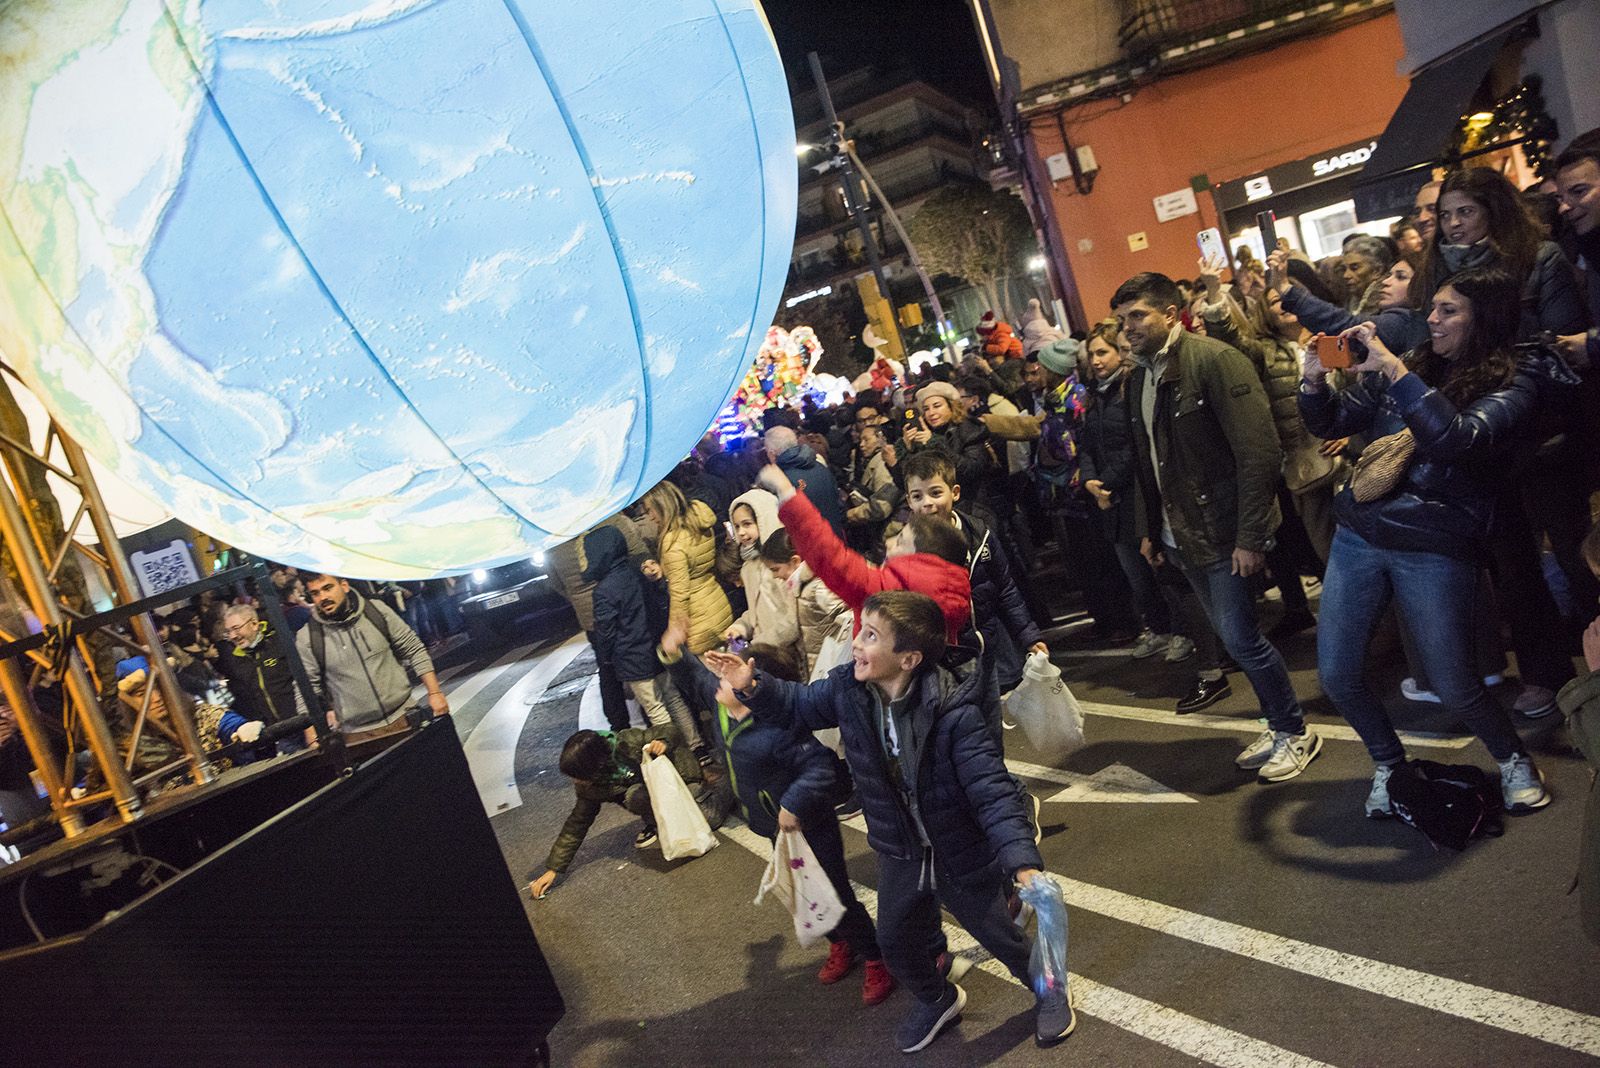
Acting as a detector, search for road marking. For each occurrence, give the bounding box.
[1052,871,1600,1058]
[577,673,648,732]
[716,822,1332,1068]
[464,634,586,817]
[442,640,540,715]
[1079,697,1475,749]
[1006,758,1196,803]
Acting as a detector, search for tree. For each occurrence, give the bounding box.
[774,289,866,379]
[903,184,1037,321]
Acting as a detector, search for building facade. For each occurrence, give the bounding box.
[971,0,1413,325]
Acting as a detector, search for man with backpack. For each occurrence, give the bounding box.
[296,573,449,735]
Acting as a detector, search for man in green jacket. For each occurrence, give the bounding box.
[1113,271,1320,783]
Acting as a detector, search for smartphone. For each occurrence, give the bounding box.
[1313,334,1355,370]
[902,407,923,432]
[1196,227,1226,264]
[1255,211,1278,254]
[728,635,749,655]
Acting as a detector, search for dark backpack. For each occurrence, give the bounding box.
[1387,760,1504,851]
[306,599,394,707]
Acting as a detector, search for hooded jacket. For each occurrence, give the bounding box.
[980,320,1024,362]
[681,657,839,838]
[956,508,1039,690]
[778,489,972,646]
[775,442,846,537]
[294,589,433,731]
[728,490,800,651]
[548,515,648,631]
[743,659,1042,880]
[584,526,668,681]
[1298,351,1577,559]
[659,499,734,654]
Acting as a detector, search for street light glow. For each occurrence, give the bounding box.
[1027,255,1047,272]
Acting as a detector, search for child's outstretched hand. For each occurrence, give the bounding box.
[703,649,755,692]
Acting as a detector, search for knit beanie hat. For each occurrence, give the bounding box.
[1036,337,1082,377]
[915,381,962,413]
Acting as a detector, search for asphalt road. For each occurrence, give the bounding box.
[444,594,1600,1067]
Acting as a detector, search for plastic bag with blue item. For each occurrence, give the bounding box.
[1020,873,1070,1001]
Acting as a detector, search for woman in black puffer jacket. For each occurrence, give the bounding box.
[1416,167,1596,718]
[1300,267,1574,822]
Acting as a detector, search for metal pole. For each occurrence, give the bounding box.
[0,656,85,836]
[251,561,331,745]
[56,432,213,785]
[0,468,140,820]
[806,52,910,358]
[844,146,958,363]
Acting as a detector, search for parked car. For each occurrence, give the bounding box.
[457,552,575,646]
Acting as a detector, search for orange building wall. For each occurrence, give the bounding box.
[1027,13,1411,319]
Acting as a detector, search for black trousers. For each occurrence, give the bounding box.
[877,853,1032,1003]
[775,815,880,959]
[587,633,632,731]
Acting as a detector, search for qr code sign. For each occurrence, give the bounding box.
[130,540,200,597]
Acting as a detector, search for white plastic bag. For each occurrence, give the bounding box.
[755,829,846,946]
[1006,651,1085,764]
[809,624,853,683]
[639,752,718,861]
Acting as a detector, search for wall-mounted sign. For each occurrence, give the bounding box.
[1216,135,1381,212]
[1127,231,1149,251]
[1045,152,1073,182]
[1153,187,1199,222]
[785,285,833,308]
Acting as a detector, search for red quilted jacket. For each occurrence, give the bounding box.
[778,491,971,646]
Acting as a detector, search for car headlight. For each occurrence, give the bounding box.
[531,550,546,568]
[471,569,488,584]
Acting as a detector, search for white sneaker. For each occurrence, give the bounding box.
[1365,763,1396,819]
[1164,634,1196,663]
[1235,727,1276,770]
[1257,730,1323,782]
[1400,678,1440,704]
[1497,755,1551,812]
[1130,629,1165,659]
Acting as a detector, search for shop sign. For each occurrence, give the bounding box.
[1216,136,1380,211]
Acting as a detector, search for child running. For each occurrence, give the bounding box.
[705,591,1074,1054]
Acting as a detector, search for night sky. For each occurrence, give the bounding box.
[761,0,994,113]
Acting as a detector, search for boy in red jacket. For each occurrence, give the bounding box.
[755,465,972,644]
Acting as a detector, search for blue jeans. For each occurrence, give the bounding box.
[1167,541,1305,734]
[1318,526,1524,764]
[1112,541,1171,634]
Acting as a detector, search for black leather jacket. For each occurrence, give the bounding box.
[1297,352,1578,559]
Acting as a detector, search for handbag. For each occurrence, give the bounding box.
[755,829,846,946]
[639,751,718,861]
[1348,428,1416,503]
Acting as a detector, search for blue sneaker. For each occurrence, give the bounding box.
[1035,976,1076,1046]
[897,983,965,1053]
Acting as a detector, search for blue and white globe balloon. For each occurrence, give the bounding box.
[0,0,796,577]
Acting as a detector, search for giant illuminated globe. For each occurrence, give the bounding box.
[0,0,796,577]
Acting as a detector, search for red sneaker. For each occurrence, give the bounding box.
[818,940,856,984]
[861,959,896,1006]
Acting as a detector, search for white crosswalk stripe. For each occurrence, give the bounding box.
[717,822,1335,1067]
[1078,697,1475,749]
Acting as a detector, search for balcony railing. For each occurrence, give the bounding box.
[1118,0,1322,54]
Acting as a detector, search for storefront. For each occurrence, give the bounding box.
[1214,136,1401,265]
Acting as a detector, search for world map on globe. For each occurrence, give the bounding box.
[0,0,796,578]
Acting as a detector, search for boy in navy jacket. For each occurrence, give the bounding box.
[705,591,1073,1054]
[681,644,893,1005]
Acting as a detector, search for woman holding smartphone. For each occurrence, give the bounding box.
[1297,266,1571,819]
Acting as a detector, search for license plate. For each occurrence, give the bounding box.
[483,592,520,610]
